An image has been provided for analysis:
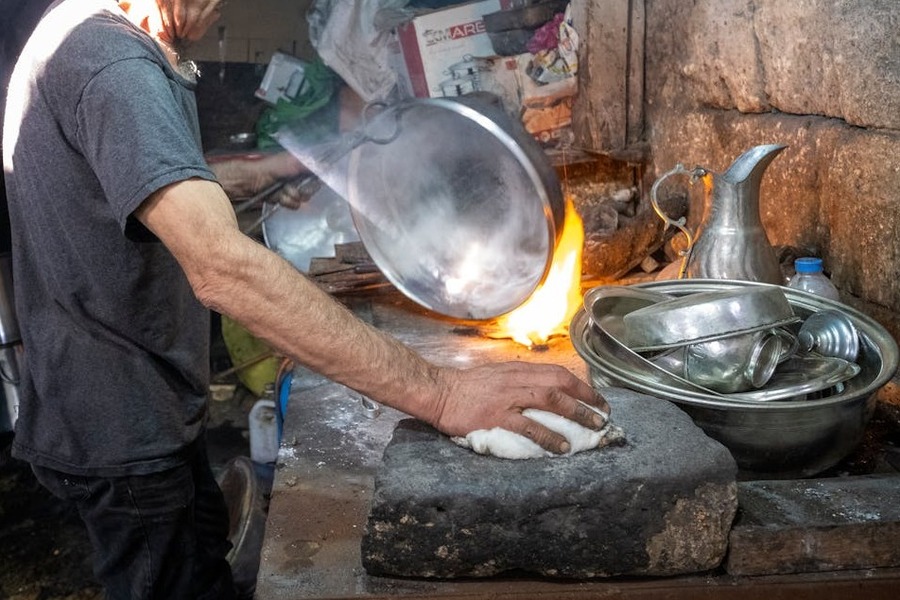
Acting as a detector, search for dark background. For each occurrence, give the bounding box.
[1,0,56,254]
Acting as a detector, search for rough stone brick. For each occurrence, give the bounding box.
[362,388,737,579]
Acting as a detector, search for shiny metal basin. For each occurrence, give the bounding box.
[572,279,899,478]
[621,286,798,351]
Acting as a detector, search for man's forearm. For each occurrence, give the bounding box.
[137,177,610,452]
[205,234,447,424]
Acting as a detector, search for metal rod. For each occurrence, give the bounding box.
[211,350,277,382]
[233,180,287,215]
[241,203,280,236]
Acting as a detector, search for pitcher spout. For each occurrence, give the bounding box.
[721,144,787,186]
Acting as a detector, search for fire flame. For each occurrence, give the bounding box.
[494,199,584,347]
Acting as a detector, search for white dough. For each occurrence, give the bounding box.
[451,404,625,459]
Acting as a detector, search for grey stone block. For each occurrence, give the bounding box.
[648,0,900,130]
[362,388,737,579]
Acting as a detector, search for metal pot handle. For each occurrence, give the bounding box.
[358,101,403,145]
[650,163,708,278]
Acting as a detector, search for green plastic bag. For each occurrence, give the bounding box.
[256,56,341,150]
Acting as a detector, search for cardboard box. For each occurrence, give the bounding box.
[388,5,578,147]
[478,52,577,147]
[522,100,573,146]
[391,0,508,98]
[255,52,309,104]
[478,52,577,110]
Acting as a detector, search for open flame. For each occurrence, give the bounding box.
[494,199,584,347]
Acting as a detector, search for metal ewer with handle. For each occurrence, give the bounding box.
[651,144,787,284]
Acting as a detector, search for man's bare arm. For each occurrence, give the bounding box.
[135,178,610,453]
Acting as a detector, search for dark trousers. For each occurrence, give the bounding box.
[32,440,237,600]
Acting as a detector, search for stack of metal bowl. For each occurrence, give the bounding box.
[571,279,899,478]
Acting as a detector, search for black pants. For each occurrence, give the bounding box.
[32,440,237,600]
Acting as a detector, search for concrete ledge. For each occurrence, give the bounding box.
[728,474,900,576]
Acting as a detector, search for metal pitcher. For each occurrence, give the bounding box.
[651,144,786,284]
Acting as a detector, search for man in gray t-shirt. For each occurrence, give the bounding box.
[8,0,218,477]
[4,0,610,597]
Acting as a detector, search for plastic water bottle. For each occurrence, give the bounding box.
[788,257,840,301]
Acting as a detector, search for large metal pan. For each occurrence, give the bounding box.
[345,93,565,320]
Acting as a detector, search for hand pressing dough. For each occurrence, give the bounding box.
[452,405,626,459]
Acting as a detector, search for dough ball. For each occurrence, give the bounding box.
[452,404,625,459]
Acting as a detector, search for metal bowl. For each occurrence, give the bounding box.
[587,312,858,404]
[584,285,847,402]
[584,286,733,397]
[261,185,360,272]
[572,279,899,478]
[621,286,798,351]
[583,285,672,324]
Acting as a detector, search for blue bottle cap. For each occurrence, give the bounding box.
[794,257,824,273]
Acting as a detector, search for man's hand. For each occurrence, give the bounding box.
[429,362,610,455]
[270,176,322,210]
[209,152,306,201]
[158,0,227,44]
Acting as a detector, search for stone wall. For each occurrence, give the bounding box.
[577,0,900,338]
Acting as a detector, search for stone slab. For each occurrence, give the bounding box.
[361,388,738,579]
[727,475,900,576]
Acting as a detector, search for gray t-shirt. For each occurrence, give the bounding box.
[3,0,217,476]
